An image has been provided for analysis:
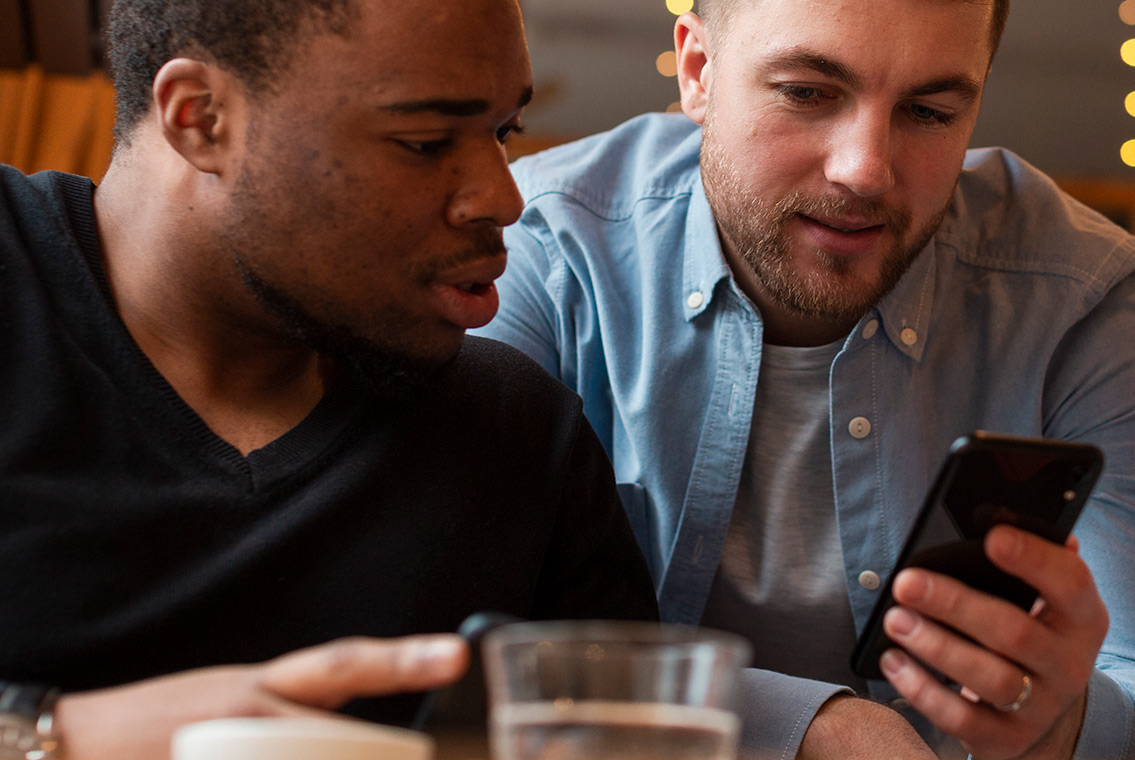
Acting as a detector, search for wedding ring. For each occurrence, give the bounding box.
[994,674,1032,712]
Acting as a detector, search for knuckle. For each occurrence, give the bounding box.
[317,637,370,676]
[1063,561,1095,598]
[999,617,1031,652]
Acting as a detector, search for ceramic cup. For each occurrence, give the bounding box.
[171,717,434,760]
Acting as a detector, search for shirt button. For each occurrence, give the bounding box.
[858,570,881,590]
[687,291,705,309]
[848,416,872,439]
[861,319,879,339]
[901,328,918,346]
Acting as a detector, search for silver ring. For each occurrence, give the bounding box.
[994,674,1032,712]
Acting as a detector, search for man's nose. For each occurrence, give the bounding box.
[824,110,896,198]
[447,142,525,229]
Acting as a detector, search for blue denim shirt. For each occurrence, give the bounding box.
[475,113,1135,759]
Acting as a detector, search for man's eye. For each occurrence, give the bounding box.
[908,103,955,127]
[777,85,829,104]
[401,139,451,155]
[497,124,526,145]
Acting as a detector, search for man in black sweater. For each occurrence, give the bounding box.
[0,0,657,758]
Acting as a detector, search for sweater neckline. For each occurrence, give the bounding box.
[52,172,367,489]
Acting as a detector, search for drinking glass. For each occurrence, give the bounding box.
[483,620,751,760]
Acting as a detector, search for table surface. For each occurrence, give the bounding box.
[433,730,489,760]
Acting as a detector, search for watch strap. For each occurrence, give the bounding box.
[0,681,61,758]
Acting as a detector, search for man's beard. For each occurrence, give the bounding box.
[219,154,507,399]
[234,261,449,399]
[700,121,947,323]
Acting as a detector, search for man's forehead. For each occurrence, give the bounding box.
[715,0,996,28]
[716,0,997,60]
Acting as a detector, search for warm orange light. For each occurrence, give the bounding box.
[666,0,695,15]
[1121,0,1135,25]
[656,51,679,78]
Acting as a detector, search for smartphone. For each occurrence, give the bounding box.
[850,432,1104,681]
[411,611,522,743]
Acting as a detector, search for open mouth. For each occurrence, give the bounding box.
[453,282,494,295]
[797,214,887,256]
[805,215,884,234]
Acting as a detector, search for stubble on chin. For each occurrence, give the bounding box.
[232,259,451,399]
[699,127,945,323]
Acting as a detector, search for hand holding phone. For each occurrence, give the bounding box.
[850,432,1104,681]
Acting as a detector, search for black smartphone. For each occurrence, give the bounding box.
[411,611,523,752]
[850,432,1104,681]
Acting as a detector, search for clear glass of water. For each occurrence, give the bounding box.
[483,621,751,760]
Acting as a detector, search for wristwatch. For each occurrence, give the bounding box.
[0,682,60,760]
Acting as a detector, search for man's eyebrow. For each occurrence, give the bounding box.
[903,76,983,104]
[766,49,983,103]
[766,50,863,89]
[381,86,534,117]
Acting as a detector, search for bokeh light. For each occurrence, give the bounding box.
[1122,38,1135,66]
[1121,0,1135,25]
[656,51,679,78]
[1121,139,1135,167]
[666,0,695,15]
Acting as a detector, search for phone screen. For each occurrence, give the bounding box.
[850,433,1104,681]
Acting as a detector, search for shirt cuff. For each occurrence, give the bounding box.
[1072,668,1135,760]
[736,668,853,760]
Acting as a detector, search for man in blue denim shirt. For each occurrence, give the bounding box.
[475,0,1135,757]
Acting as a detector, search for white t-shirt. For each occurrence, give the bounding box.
[700,339,869,694]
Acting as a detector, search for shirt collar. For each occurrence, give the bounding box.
[868,235,943,363]
[682,174,733,322]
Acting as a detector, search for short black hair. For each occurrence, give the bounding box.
[696,0,1010,61]
[105,0,355,145]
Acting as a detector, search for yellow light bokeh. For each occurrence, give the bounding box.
[1121,139,1135,167]
[1122,39,1135,66]
[1121,0,1135,25]
[1126,91,1135,118]
[666,101,685,114]
[656,51,679,78]
[666,0,695,15]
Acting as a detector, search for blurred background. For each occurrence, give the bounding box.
[3,0,1135,226]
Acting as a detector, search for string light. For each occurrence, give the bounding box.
[659,0,693,112]
[656,51,679,78]
[1122,0,1135,25]
[1123,3,1135,166]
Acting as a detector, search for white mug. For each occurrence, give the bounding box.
[171,717,434,760]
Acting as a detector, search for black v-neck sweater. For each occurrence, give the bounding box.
[0,165,657,724]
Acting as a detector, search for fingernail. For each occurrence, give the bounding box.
[896,569,929,603]
[880,649,909,676]
[420,636,464,661]
[884,607,920,639]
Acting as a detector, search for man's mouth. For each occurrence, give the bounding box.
[453,281,493,294]
[804,215,884,234]
[430,254,507,329]
[796,214,887,257]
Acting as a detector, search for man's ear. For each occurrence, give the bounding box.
[675,12,712,125]
[151,58,241,175]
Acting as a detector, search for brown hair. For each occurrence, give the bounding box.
[696,0,1010,61]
